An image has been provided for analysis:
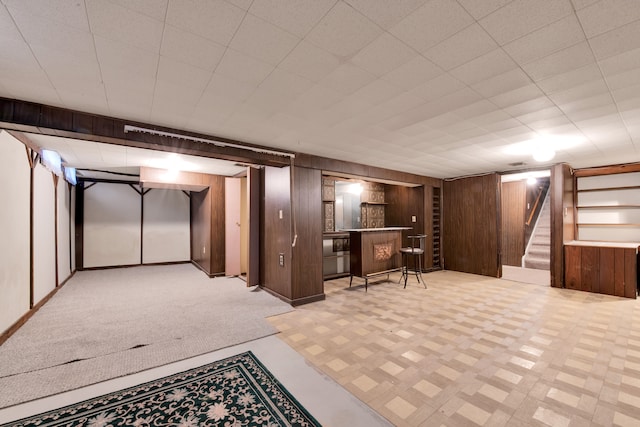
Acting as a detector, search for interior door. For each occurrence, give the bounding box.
[225,177,241,276]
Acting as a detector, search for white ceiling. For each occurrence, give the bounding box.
[1,0,640,179]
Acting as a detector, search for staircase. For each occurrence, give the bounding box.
[523,192,550,270]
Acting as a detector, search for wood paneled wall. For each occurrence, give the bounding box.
[550,163,574,288]
[291,166,324,304]
[190,188,211,274]
[501,181,526,266]
[189,174,225,276]
[261,166,292,300]
[385,185,429,266]
[443,173,501,277]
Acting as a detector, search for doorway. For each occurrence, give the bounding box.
[500,170,551,286]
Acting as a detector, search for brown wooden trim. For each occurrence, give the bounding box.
[28,149,38,308]
[574,162,640,177]
[1,97,291,168]
[259,285,325,306]
[75,181,84,270]
[0,271,75,346]
[190,260,225,278]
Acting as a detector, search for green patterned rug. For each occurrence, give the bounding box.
[7,352,321,426]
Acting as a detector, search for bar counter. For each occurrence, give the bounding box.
[343,227,411,290]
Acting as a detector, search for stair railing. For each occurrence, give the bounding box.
[526,185,545,226]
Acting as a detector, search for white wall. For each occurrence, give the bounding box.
[84,182,141,268]
[0,131,31,333]
[57,178,72,283]
[32,163,57,305]
[71,185,76,272]
[142,189,190,264]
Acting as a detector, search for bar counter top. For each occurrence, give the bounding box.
[341,227,412,232]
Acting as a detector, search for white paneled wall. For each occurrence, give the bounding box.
[576,172,640,242]
[57,179,72,283]
[84,183,142,268]
[142,189,190,264]
[32,164,57,305]
[0,131,31,333]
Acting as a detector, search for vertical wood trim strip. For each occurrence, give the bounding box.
[53,174,59,287]
[75,181,84,270]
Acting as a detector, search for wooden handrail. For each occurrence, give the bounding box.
[526,186,545,226]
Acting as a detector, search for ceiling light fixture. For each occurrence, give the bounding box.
[532,146,555,162]
[124,125,295,159]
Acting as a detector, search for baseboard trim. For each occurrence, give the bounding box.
[0,270,76,346]
[260,287,325,306]
[81,261,191,271]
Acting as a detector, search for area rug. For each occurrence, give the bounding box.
[7,352,321,427]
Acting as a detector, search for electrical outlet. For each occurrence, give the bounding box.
[411,215,417,223]
[279,209,283,219]
[203,246,206,254]
[279,253,284,267]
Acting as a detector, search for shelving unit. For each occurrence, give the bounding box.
[576,179,640,241]
[432,187,441,268]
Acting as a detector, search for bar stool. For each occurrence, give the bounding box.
[399,234,427,289]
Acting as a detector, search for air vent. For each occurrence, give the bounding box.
[508,161,526,167]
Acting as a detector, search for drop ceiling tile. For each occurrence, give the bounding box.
[456,0,512,19]
[347,79,406,106]
[515,105,564,124]
[424,23,497,71]
[0,74,60,105]
[247,68,314,110]
[411,73,466,102]
[215,49,275,86]
[30,46,102,88]
[472,68,533,98]
[305,2,382,59]
[571,0,600,9]
[576,0,640,38]
[380,55,442,90]
[452,100,498,120]
[589,19,640,61]
[479,0,574,45]
[547,79,610,105]
[503,14,585,65]
[86,0,164,52]
[94,36,158,94]
[8,7,96,60]
[278,41,341,82]
[284,85,344,120]
[248,0,335,38]
[562,101,619,122]
[389,0,474,53]
[345,0,428,29]
[230,14,300,66]
[166,0,245,46]
[450,49,517,85]
[606,68,640,91]
[522,41,595,82]
[156,56,212,91]
[350,33,416,77]
[503,96,556,117]
[599,47,640,77]
[4,0,90,32]
[318,63,377,95]
[0,37,46,80]
[160,25,226,72]
[107,0,168,21]
[0,5,22,40]
[58,88,109,113]
[200,73,257,106]
[536,63,603,94]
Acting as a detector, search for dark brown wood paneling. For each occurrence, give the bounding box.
[209,175,225,275]
[624,248,637,298]
[550,164,574,288]
[573,162,640,177]
[291,166,324,302]
[190,188,211,274]
[261,166,292,299]
[598,247,614,295]
[501,181,526,267]
[385,185,427,267]
[564,245,581,291]
[443,173,500,277]
[580,246,598,293]
[247,167,260,287]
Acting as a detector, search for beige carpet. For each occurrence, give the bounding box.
[0,264,292,408]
